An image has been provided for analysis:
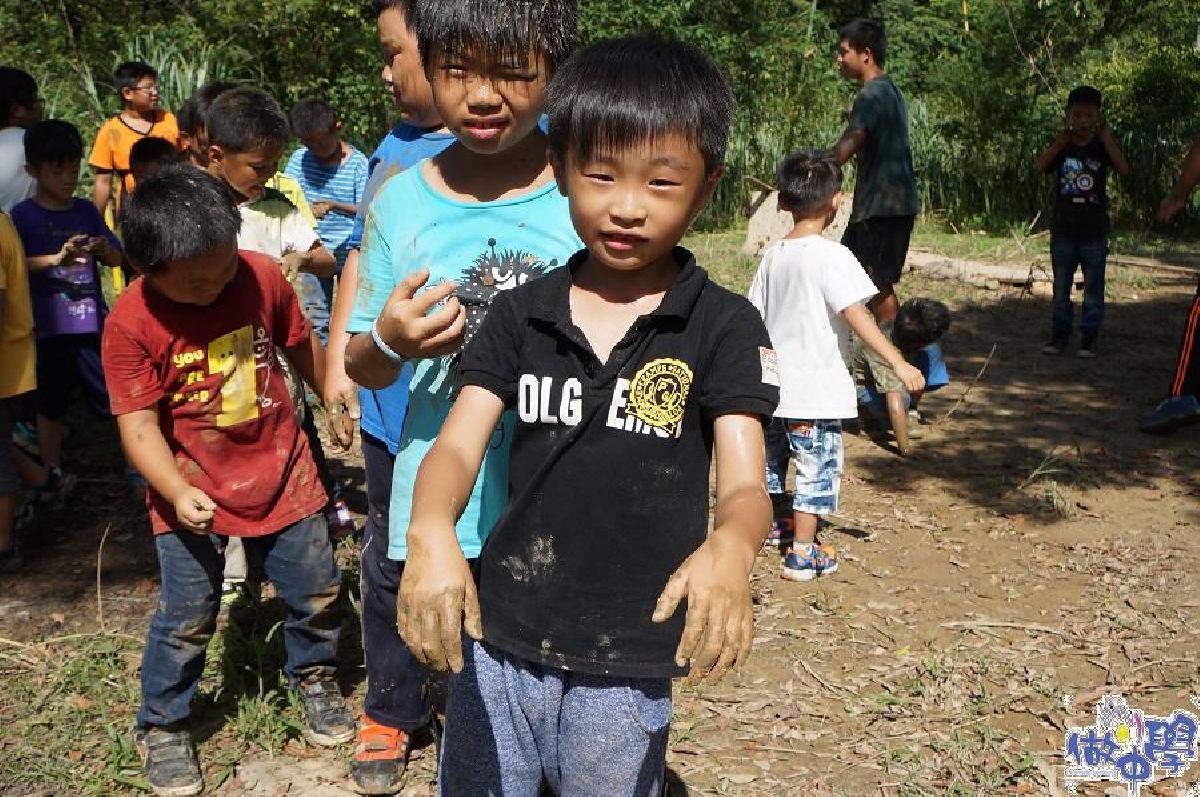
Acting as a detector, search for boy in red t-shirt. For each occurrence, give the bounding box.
[101,166,354,797]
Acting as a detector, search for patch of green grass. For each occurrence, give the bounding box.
[683,227,758,295]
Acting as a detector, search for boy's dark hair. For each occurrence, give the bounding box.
[24,120,83,166]
[120,165,241,275]
[0,67,38,126]
[290,98,337,140]
[371,0,414,15]
[114,61,158,98]
[893,298,951,352]
[414,0,578,73]
[130,136,179,171]
[777,149,842,215]
[839,18,886,67]
[546,34,733,176]
[205,87,289,153]
[177,81,239,137]
[1067,85,1103,109]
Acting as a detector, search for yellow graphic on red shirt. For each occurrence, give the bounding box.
[207,325,259,427]
[627,358,693,437]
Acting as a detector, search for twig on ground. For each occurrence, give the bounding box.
[941,619,1070,637]
[96,522,112,632]
[797,658,852,695]
[937,343,998,425]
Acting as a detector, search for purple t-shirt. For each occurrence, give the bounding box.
[10,198,119,337]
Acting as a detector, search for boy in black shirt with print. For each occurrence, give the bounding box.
[1035,85,1130,357]
[397,35,779,796]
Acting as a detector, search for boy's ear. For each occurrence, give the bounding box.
[548,149,567,197]
[333,121,344,134]
[831,191,842,211]
[120,86,134,105]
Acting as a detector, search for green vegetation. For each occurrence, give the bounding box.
[3,1,1198,232]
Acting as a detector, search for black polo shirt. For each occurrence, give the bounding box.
[458,247,780,678]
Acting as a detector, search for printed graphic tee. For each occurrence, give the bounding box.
[101,252,326,535]
[459,249,780,678]
[349,164,581,561]
[846,76,920,223]
[1051,138,1111,237]
[10,198,120,337]
[747,235,878,419]
[346,124,455,454]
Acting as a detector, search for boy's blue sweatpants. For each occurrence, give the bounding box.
[440,640,672,796]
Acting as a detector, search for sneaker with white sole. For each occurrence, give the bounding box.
[136,727,202,797]
[781,542,839,582]
[300,679,356,746]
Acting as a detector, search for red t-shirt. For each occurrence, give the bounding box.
[101,252,327,535]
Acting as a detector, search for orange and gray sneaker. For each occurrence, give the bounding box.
[351,715,411,795]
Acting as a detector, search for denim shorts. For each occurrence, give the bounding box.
[765,418,843,516]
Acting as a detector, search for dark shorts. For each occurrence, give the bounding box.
[0,397,18,494]
[35,334,111,421]
[841,214,916,290]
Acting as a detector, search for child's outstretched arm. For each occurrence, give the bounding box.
[842,302,925,393]
[1158,138,1200,224]
[117,409,216,533]
[323,250,362,450]
[652,413,769,684]
[398,385,505,674]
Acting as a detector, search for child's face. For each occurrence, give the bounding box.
[10,96,44,128]
[427,46,549,155]
[378,6,442,128]
[208,143,283,202]
[836,40,870,80]
[122,78,160,114]
[300,127,342,162]
[147,240,240,307]
[1066,103,1100,135]
[554,135,720,274]
[27,159,81,203]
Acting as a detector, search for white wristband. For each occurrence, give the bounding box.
[371,319,405,364]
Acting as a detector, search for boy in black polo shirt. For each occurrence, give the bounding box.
[396,35,780,796]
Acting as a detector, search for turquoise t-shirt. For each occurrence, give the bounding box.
[350,164,582,561]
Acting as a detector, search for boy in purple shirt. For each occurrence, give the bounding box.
[10,120,122,480]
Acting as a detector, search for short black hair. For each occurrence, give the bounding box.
[24,120,83,166]
[546,35,733,176]
[205,87,289,153]
[1067,85,1103,109]
[114,61,157,97]
[777,149,842,215]
[839,18,886,67]
[0,67,38,126]
[290,98,338,140]
[894,298,951,352]
[177,81,239,137]
[414,0,578,73]
[120,165,241,275]
[130,136,179,171]
[371,0,414,15]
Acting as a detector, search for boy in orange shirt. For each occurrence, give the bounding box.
[88,61,180,220]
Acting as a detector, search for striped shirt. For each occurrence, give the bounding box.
[284,145,369,268]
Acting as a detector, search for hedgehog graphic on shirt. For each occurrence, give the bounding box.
[456,238,558,344]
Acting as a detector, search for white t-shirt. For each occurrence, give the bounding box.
[0,127,35,214]
[747,235,878,419]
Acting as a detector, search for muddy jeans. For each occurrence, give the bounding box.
[136,514,342,729]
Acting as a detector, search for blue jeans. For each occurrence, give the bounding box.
[1050,234,1108,343]
[441,641,671,796]
[136,514,342,729]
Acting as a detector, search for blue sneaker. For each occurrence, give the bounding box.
[1141,395,1200,435]
[781,543,839,582]
[765,517,795,547]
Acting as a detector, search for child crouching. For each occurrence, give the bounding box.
[101,166,354,797]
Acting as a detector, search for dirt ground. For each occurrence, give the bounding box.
[1,240,1198,796]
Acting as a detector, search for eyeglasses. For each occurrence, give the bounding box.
[132,84,160,94]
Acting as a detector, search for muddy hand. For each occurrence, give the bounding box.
[396,536,482,673]
[174,486,217,534]
[376,269,466,359]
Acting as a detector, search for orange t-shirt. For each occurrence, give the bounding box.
[88,111,181,195]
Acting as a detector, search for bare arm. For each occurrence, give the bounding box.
[1158,138,1200,224]
[283,330,327,400]
[282,243,337,280]
[1098,126,1131,177]
[344,269,465,390]
[92,171,114,218]
[842,302,925,393]
[117,409,217,532]
[26,235,91,271]
[652,413,770,683]
[1034,129,1071,174]
[397,385,506,673]
[832,128,868,166]
[324,249,361,450]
